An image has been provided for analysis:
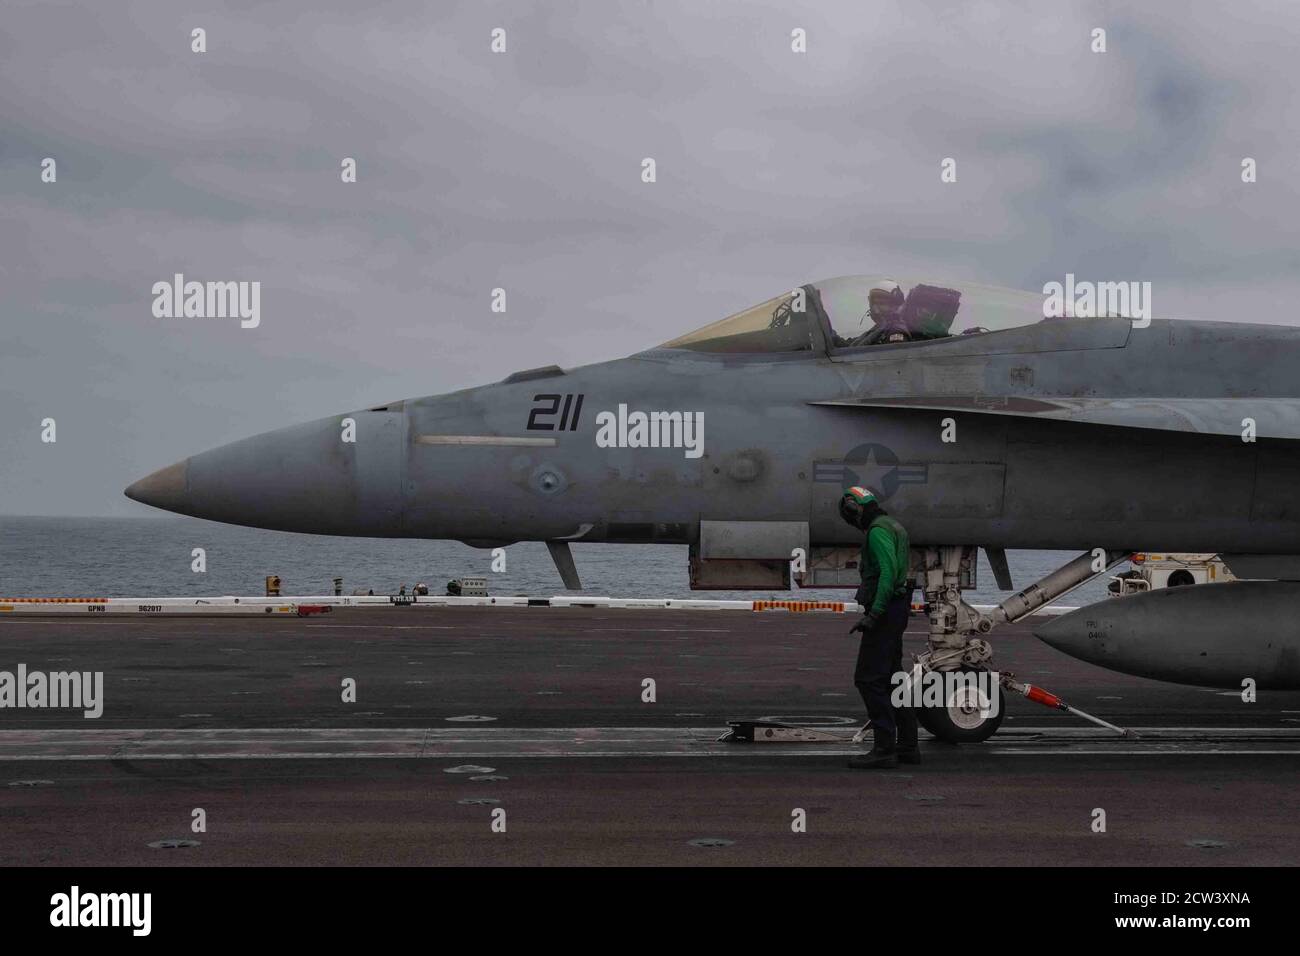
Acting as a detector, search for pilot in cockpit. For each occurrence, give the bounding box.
[829,280,967,349]
[867,281,909,343]
[832,280,909,348]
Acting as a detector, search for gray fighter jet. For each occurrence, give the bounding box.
[126,275,1300,741]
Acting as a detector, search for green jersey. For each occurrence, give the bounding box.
[856,513,911,617]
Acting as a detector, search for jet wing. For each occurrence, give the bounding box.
[811,396,1300,440]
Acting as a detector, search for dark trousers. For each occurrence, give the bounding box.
[853,593,918,747]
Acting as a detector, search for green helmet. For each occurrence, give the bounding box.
[839,486,880,526]
[843,485,878,506]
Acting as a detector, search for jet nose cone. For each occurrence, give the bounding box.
[124,459,191,513]
[122,412,407,534]
[1031,613,1085,653]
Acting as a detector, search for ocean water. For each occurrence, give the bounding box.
[0,516,1118,607]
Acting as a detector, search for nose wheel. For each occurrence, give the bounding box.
[915,668,1005,743]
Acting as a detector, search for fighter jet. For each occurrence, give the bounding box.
[126,274,1300,741]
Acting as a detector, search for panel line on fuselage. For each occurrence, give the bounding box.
[415,435,558,447]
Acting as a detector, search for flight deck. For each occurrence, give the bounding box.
[2,606,1298,866]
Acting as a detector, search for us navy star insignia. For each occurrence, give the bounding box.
[813,443,929,500]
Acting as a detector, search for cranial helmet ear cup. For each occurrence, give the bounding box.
[839,495,864,526]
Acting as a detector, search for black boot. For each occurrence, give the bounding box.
[896,713,921,765]
[847,729,898,769]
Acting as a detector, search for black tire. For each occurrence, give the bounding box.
[916,669,1006,743]
[1167,570,1195,588]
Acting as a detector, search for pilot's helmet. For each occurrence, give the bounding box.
[838,486,880,528]
[868,281,904,320]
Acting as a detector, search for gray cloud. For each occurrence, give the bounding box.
[2,0,1299,514]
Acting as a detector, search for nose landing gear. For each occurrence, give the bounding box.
[908,546,1132,743]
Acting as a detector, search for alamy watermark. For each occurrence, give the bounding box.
[594,404,704,459]
[50,886,150,936]
[891,668,1001,718]
[0,664,103,718]
[1042,273,1151,328]
[152,273,261,328]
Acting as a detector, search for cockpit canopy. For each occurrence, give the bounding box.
[658,275,1063,354]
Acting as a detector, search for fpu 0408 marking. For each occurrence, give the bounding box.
[527,393,584,431]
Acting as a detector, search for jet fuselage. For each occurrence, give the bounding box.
[127,316,1300,556]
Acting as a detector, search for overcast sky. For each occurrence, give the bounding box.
[3,0,1299,516]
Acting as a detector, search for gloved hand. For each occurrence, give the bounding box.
[849,612,880,636]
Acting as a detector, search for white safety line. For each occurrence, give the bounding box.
[0,726,1295,761]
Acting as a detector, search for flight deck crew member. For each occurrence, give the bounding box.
[841,486,920,769]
